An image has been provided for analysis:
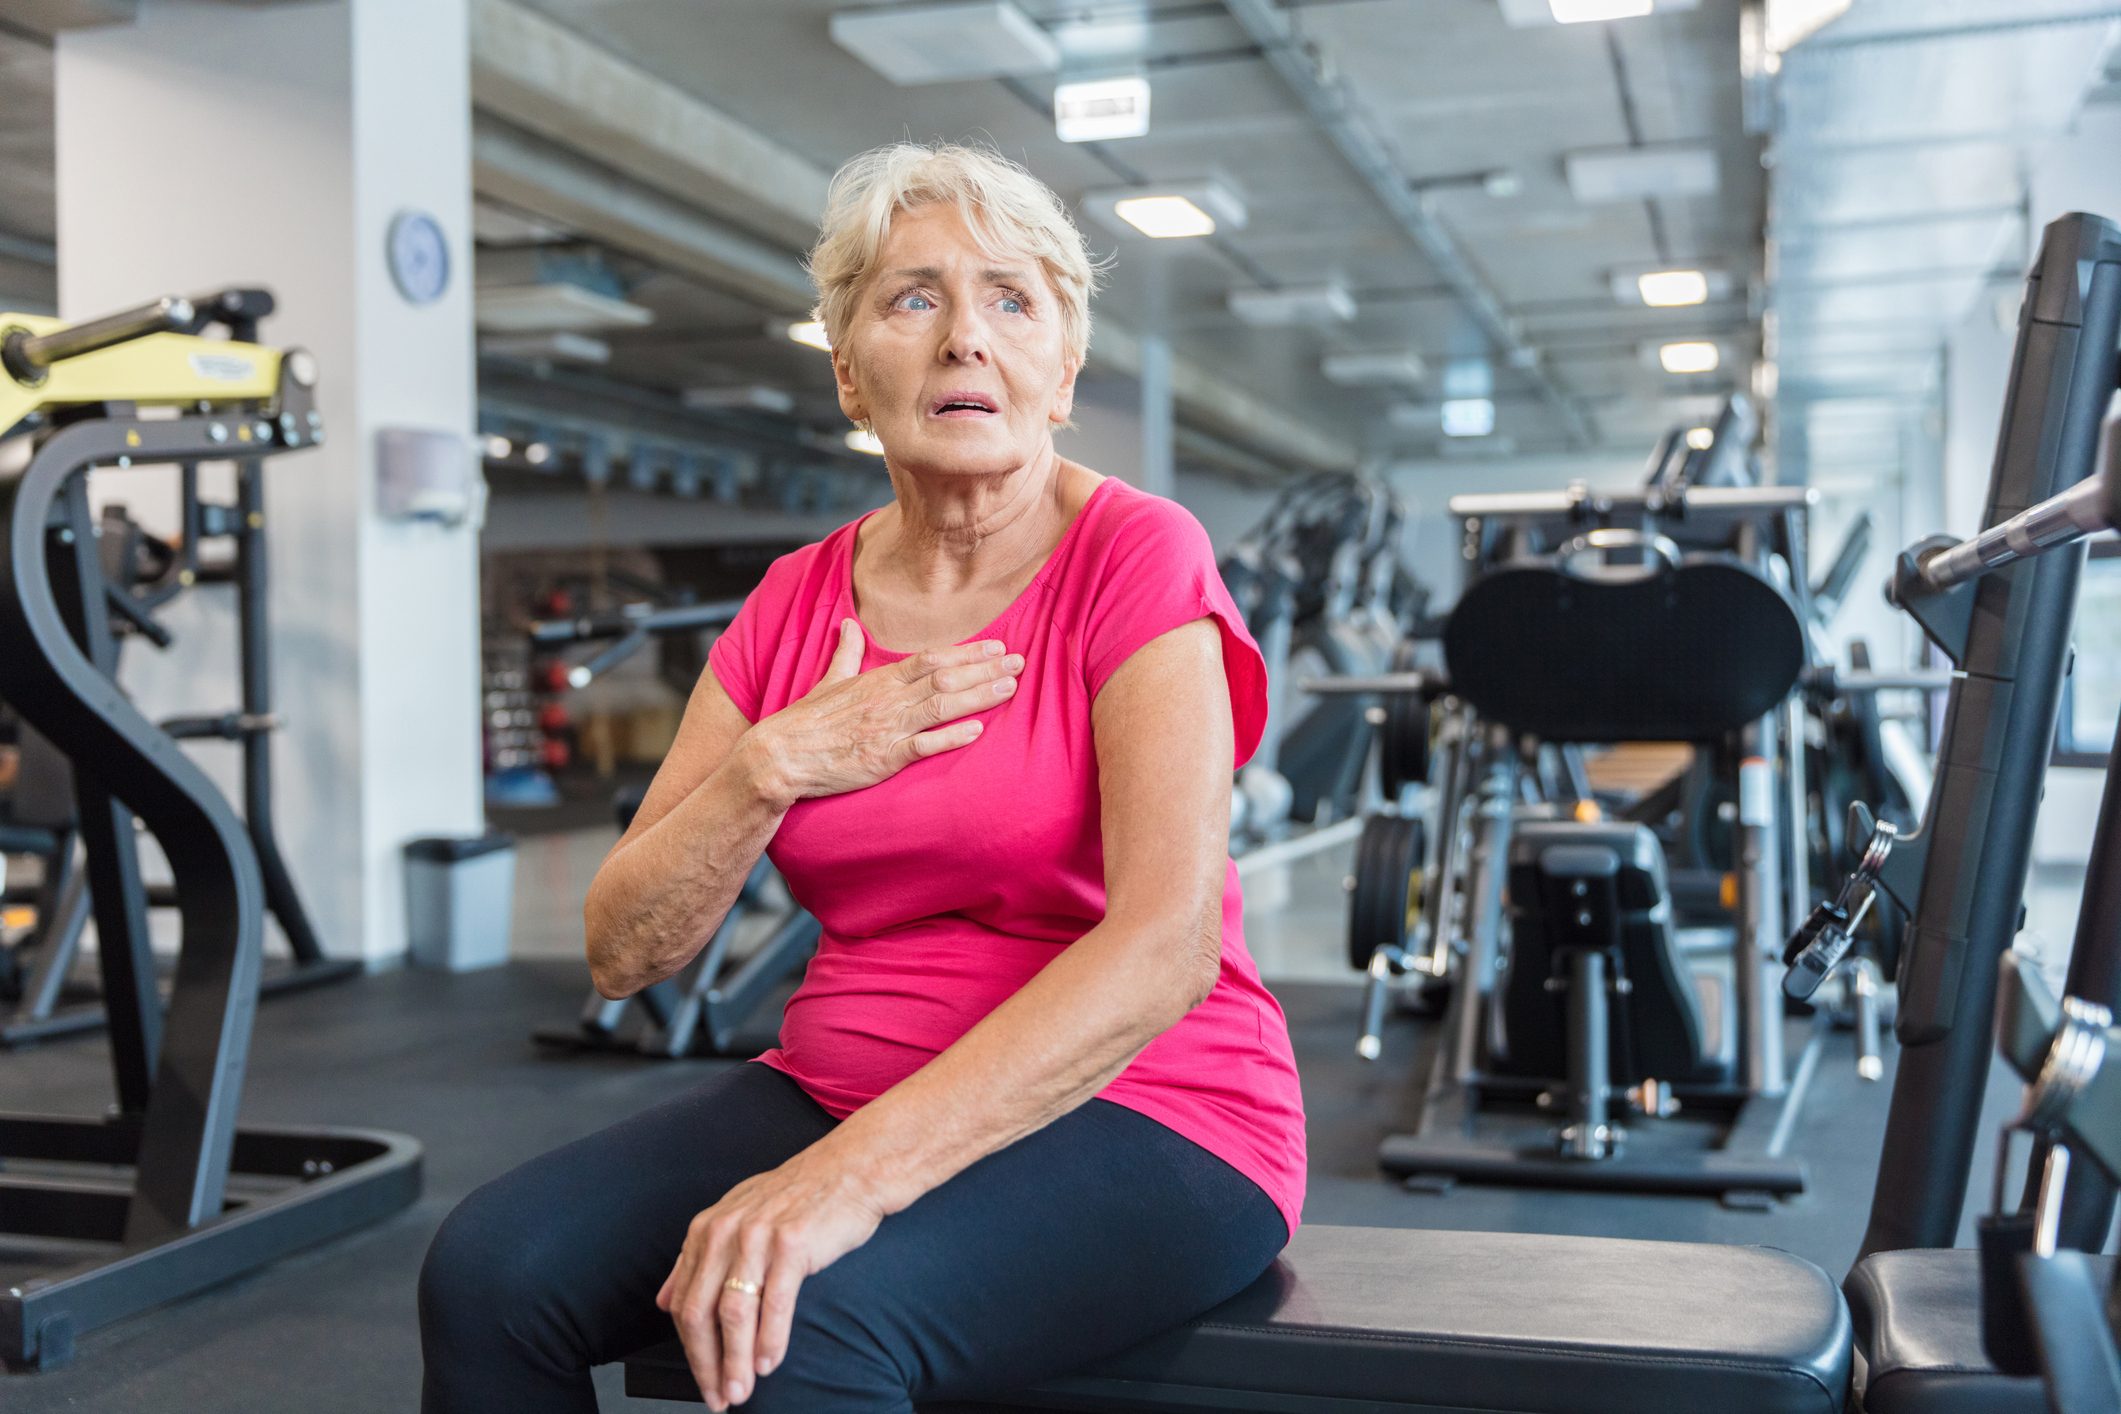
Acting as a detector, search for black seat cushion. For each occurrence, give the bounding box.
[1443,555,1804,742]
[623,1226,1851,1413]
[1847,1248,2108,1414]
[1497,819,1717,1084]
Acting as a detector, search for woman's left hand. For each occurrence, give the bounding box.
[656,1143,889,1410]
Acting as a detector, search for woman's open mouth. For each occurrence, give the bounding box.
[929,391,999,420]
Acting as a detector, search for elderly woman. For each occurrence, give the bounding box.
[419,142,1306,1413]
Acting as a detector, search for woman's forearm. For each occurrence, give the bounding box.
[583,732,794,999]
[810,901,1218,1214]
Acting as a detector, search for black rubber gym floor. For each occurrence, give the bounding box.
[0,960,2028,1412]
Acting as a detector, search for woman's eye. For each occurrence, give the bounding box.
[999,294,1026,315]
[898,292,933,311]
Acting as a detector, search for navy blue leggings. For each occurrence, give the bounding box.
[418,1063,1287,1412]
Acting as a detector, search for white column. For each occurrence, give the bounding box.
[55,0,482,965]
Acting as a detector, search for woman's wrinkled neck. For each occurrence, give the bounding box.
[866,442,1074,589]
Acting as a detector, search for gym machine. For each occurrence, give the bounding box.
[1218,472,1428,848]
[0,411,354,1046]
[0,291,419,1371]
[1368,454,1826,1200]
[526,599,820,1060]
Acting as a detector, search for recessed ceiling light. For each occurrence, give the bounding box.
[1085,182,1247,240]
[1549,0,1653,20]
[1055,75,1151,143]
[1115,196,1217,238]
[787,321,832,351]
[1659,341,1721,374]
[1637,269,1711,307]
[483,435,513,460]
[845,428,885,456]
[524,441,553,466]
[1442,398,1497,437]
[1685,425,1715,450]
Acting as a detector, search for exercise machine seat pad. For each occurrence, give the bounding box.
[1442,555,1804,742]
[1847,1248,2105,1414]
[1498,819,1718,1084]
[623,1226,1852,1413]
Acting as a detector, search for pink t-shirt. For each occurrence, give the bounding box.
[706,476,1306,1235]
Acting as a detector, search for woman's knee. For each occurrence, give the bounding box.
[419,1174,572,1350]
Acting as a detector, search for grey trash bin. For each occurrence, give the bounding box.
[404,830,517,971]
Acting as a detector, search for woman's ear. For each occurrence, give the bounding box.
[832,344,867,425]
[1049,355,1081,425]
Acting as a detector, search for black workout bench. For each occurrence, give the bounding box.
[621,1226,1851,1412]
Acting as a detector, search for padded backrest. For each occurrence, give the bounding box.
[1498,819,1712,1084]
[1443,555,1804,742]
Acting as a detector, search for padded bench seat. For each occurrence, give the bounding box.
[623,1226,1852,1414]
[1846,1247,2112,1413]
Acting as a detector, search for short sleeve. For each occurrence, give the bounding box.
[1081,497,1270,768]
[706,596,763,724]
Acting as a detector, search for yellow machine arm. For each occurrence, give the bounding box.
[0,292,305,435]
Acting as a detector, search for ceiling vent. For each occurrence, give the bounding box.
[1323,350,1427,387]
[685,385,797,415]
[480,331,611,364]
[1564,144,1719,202]
[830,3,1059,85]
[475,284,654,333]
[1229,283,1356,328]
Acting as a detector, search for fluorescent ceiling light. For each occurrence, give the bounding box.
[1549,0,1652,20]
[1055,75,1151,143]
[1565,144,1719,202]
[787,321,832,351]
[475,283,654,333]
[1497,0,1694,24]
[1085,181,1247,240]
[845,428,886,456]
[1610,267,1732,306]
[1229,283,1357,328]
[1322,350,1427,387]
[1765,0,1853,54]
[1685,425,1715,450]
[828,3,1059,86]
[1442,398,1496,437]
[686,385,796,415]
[1115,196,1216,238]
[1637,269,1711,307]
[1659,341,1721,374]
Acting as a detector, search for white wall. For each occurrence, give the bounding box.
[57,0,482,964]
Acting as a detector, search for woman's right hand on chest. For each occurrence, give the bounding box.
[746,619,1024,802]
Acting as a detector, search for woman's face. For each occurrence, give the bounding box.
[832,201,1078,481]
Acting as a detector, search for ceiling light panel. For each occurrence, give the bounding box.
[1656,341,1722,374]
[1055,75,1151,143]
[1085,182,1247,240]
[1565,144,1719,202]
[1496,0,1696,24]
[1610,267,1734,306]
[1228,283,1357,328]
[1441,398,1497,437]
[829,3,1059,86]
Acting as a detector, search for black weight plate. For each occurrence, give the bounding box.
[1347,813,1427,970]
[1381,691,1432,795]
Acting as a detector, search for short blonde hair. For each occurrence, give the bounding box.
[807,142,1105,368]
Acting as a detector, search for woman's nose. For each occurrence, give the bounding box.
[939,307,990,365]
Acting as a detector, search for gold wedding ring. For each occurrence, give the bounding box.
[723,1276,763,1297]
